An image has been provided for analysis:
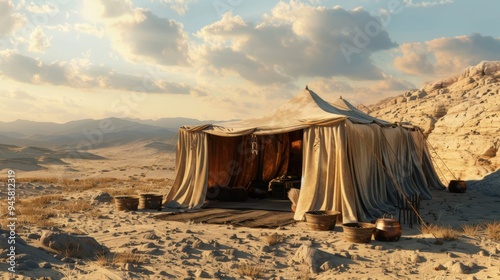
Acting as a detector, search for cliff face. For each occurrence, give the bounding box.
[365,61,500,180]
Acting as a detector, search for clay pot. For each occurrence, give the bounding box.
[373,218,402,242]
[448,180,466,193]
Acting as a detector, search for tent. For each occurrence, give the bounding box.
[164,89,445,222]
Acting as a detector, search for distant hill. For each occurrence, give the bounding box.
[0,117,178,149]
[364,61,500,180]
[124,117,220,131]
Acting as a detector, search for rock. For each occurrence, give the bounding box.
[39,231,105,258]
[91,191,112,204]
[192,239,204,249]
[194,269,207,278]
[451,261,468,274]
[290,242,330,273]
[261,245,272,253]
[143,232,160,240]
[320,260,335,271]
[27,233,41,240]
[41,262,52,269]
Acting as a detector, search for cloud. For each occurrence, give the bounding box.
[74,23,103,37]
[25,2,60,14]
[371,76,415,91]
[394,33,500,77]
[28,26,51,53]
[0,0,25,38]
[83,0,133,19]
[0,50,193,94]
[195,2,397,85]
[403,0,454,8]
[83,0,190,66]
[158,0,197,16]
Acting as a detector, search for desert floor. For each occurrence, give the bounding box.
[1,143,499,279]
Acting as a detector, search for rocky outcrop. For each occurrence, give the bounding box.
[39,231,107,259]
[364,61,500,180]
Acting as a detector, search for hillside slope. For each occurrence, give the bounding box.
[365,61,500,180]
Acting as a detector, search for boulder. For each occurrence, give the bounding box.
[91,191,112,204]
[39,231,106,258]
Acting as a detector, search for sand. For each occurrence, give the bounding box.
[1,170,499,279]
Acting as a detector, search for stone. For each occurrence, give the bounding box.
[91,192,112,203]
[39,231,105,258]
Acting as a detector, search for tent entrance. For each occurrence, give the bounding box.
[206,130,303,203]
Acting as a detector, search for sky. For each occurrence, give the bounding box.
[1,0,500,123]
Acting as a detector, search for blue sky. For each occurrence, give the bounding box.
[1,0,500,123]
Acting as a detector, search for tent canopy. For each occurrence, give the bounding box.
[185,89,389,136]
[166,89,445,222]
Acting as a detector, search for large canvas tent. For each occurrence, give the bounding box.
[165,89,445,222]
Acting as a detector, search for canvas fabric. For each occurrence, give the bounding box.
[164,89,445,222]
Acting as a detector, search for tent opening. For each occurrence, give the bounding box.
[206,130,303,199]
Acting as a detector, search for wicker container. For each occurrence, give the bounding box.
[138,194,163,210]
[304,211,341,231]
[114,196,139,211]
[343,222,376,243]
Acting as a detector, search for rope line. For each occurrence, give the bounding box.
[425,139,457,182]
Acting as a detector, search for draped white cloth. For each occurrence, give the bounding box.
[164,89,445,221]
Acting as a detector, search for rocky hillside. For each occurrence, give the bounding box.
[364,61,500,180]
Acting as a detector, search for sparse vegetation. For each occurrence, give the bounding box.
[422,224,458,241]
[461,223,480,237]
[265,232,283,246]
[112,252,145,264]
[484,221,500,240]
[237,262,263,278]
[94,251,145,267]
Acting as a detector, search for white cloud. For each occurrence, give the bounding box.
[0,50,194,94]
[74,23,104,37]
[159,0,197,16]
[25,1,59,14]
[28,26,51,53]
[394,34,500,77]
[195,3,397,85]
[0,0,25,38]
[403,0,453,8]
[83,0,133,19]
[83,0,190,66]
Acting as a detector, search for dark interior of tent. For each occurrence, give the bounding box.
[206,130,303,202]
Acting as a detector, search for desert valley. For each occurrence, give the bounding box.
[1,61,500,279]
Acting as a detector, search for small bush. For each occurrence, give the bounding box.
[237,262,263,278]
[460,223,480,237]
[485,221,500,240]
[265,233,283,246]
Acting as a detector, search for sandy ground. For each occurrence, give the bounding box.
[0,174,499,279]
[7,142,177,181]
[1,144,499,279]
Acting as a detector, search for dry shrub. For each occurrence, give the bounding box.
[95,253,111,267]
[485,221,500,240]
[237,262,263,278]
[422,224,458,241]
[265,233,283,246]
[89,209,103,219]
[53,200,93,213]
[113,252,145,264]
[101,188,137,197]
[16,215,57,228]
[24,195,65,206]
[460,223,480,237]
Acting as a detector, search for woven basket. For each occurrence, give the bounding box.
[114,196,139,211]
[304,211,341,231]
[138,194,163,210]
[343,222,376,243]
